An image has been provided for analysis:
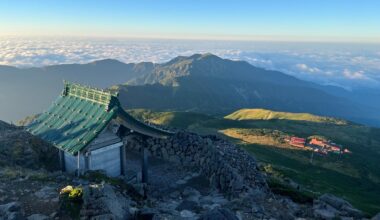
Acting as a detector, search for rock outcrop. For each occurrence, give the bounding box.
[313,194,364,219]
[0,202,24,220]
[80,184,134,220]
[0,120,59,170]
[372,212,380,220]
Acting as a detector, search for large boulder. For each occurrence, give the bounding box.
[0,202,24,220]
[27,214,49,220]
[372,212,380,220]
[319,194,351,210]
[81,184,133,220]
[34,186,57,200]
[313,194,363,219]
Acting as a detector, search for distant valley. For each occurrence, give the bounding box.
[127,108,380,215]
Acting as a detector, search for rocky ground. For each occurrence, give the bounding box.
[0,120,378,219]
[0,152,372,220]
[0,121,59,170]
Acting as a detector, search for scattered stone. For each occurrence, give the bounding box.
[180,210,196,218]
[49,212,57,218]
[0,128,367,220]
[136,207,157,220]
[90,213,116,220]
[34,186,56,200]
[0,202,21,213]
[182,187,201,203]
[199,208,238,220]
[0,195,8,202]
[80,184,132,220]
[169,191,181,199]
[176,200,199,212]
[314,194,364,219]
[342,205,363,218]
[175,179,187,185]
[50,197,59,203]
[0,202,23,220]
[27,213,50,220]
[372,212,380,220]
[313,208,336,220]
[319,194,351,210]
[205,138,212,146]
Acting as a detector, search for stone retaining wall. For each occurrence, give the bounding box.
[123,131,267,196]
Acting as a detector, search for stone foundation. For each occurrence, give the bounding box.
[123,131,267,196]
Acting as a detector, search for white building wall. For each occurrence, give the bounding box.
[89,142,122,177]
[64,151,85,173]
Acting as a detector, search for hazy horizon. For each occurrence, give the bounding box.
[1,36,379,90]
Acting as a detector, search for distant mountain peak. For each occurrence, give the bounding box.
[198,53,220,59]
[89,59,125,66]
[143,53,271,86]
[164,53,221,65]
[189,53,215,59]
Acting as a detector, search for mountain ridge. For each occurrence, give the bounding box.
[0,54,379,126]
[224,108,349,125]
[114,54,380,126]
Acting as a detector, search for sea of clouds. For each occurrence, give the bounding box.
[1,37,379,89]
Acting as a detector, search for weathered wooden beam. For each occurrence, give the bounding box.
[141,148,148,184]
[59,150,66,172]
[120,144,127,175]
[84,152,90,172]
[77,152,81,177]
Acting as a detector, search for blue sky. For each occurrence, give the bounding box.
[1,0,379,41]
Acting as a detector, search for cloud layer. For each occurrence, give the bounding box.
[1,37,379,89]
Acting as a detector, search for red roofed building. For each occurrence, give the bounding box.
[343,149,351,154]
[290,137,306,148]
[309,138,329,148]
[330,145,341,152]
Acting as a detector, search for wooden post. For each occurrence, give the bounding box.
[120,144,127,175]
[77,152,81,177]
[59,150,66,172]
[141,148,148,183]
[84,152,90,173]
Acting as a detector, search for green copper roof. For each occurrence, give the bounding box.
[27,82,173,154]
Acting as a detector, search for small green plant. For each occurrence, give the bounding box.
[82,170,144,200]
[68,187,83,201]
[59,186,83,219]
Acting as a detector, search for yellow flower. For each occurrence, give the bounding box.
[68,187,83,200]
[60,185,73,195]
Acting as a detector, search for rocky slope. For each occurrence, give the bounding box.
[0,120,59,170]
[0,120,375,219]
